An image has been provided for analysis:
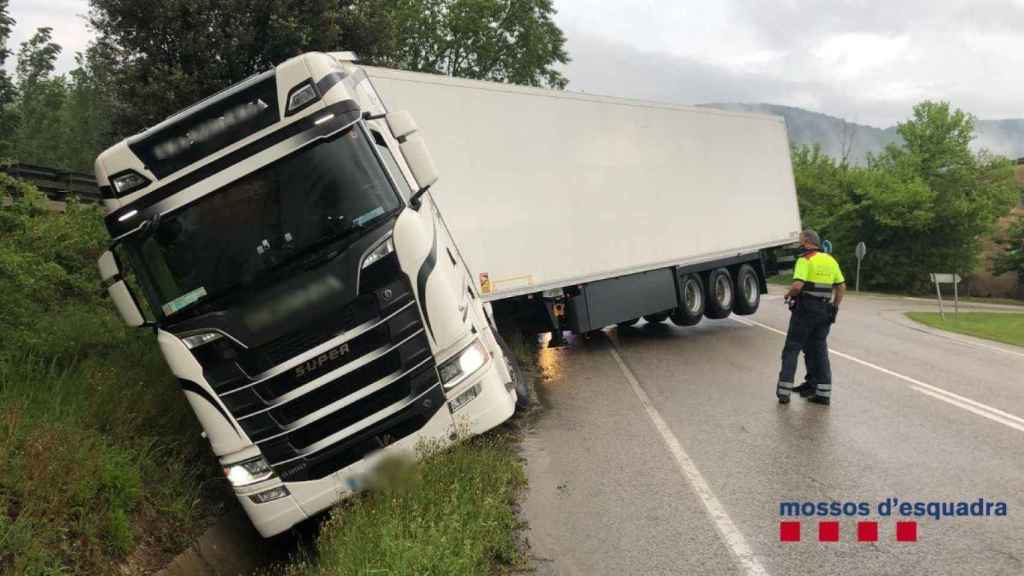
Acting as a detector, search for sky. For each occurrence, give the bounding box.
[8,0,1024,128]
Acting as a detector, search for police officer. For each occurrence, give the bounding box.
[776,230,846,406]
[797,238,834,391]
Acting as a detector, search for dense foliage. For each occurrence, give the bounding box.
[0,0,570,170]
[993,214,1024,283]
[344,0,568,88]
[88,0,569,136]
[0,17,115,172]
[792,101,1020,292]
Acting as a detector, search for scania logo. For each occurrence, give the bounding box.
[294,342,351,378]
[382,288,393,300]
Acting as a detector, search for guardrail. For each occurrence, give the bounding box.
[1,163,101,206]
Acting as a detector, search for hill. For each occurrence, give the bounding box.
[702,103,1024,164]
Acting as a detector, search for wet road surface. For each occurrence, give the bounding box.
[521,289,1024,576]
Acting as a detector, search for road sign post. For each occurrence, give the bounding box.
[855,242,866,292]
[929,273,961,321]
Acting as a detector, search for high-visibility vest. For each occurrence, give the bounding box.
[794,251,845,299]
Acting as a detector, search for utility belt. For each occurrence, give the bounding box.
[799,293,832,303]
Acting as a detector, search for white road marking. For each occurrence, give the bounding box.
[607,342,771,576]
[733,317,1024,434]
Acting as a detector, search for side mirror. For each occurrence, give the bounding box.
[402,135,440,209]
[386,110,418,140]
[98,250,146,328]
[401,135,439,191]
[98,250,119,282]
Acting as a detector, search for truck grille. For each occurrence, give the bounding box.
[212,277,443,480]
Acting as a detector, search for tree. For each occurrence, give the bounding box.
[993,214,1024,287]
[344,0,569,88]
[87,0,349,134]
[13,27,67,168]
[88,0,570,136]
[58,48,117,172]
[791,101,1020,293]
[0,0,18,158]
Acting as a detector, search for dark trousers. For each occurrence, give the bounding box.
[802,340,831,385]
[777,298,832,399]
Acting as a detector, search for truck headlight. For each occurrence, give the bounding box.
[223,457,274,487]
[362,237,394,269]
[110,170,150,196]
[286,81,319,115]
[438,340,488,391]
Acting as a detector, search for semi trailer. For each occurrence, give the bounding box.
[94,51,800,537]
[364,66,801,336]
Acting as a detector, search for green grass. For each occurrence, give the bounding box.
[0,192,219,575]
[0,328,220,575]
[769,274,1023,307]
[282,433,527,576]
[906,312,1024,347]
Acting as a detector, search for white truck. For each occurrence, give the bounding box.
[94,52,799,537]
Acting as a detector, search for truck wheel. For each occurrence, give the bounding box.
[495,332,530,410]
[617,317,640,328]
[670,273,704,326]
[733,264,761,315]
[704,268,734,319]
[643,312,669,324]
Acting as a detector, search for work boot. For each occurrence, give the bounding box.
[793,382,815,397]
[807,395,831,406]
[776,381,794,404]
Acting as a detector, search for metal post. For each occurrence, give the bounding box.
[856,259,861,292]
[953,275,959,320]
[935,279,945,320]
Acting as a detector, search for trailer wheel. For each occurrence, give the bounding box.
[495,332,530,410]
[617,317,640,328]
[733,264,761,315]
[704,268,734,319]
[643,312,670,324]
[670,273,704,326]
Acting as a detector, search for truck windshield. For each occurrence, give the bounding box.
[124,125,402,317]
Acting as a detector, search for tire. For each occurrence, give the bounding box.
[495,332,530,410]
[733,263,761,315]
[704,268,735,319]
[617,317,640,328]
[670,273,705,326]
[643,312,670,324]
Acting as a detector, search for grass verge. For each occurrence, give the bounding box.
[282,432,527,576]
[769,274,1023,307]
[1,189,221,575]
[905,312,1024,347]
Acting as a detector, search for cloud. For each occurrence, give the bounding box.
[555,0,1024,126]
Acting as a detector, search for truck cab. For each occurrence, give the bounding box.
[95,52,519,537]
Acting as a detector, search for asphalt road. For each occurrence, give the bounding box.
[521,288,1024,576]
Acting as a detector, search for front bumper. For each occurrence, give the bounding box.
[236,357,515,537]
